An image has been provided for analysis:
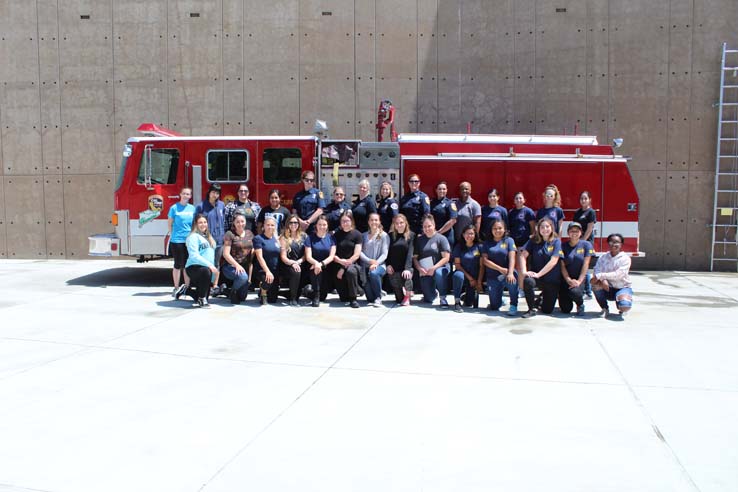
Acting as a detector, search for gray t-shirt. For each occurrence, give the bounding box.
[414,233,451,266]
[453,197,481,239]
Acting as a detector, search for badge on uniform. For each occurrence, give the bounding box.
[390,202,398,210]
[450,203,457,211]
[576,248,584,254]
[501,243,507,250]
[425,196,431,205]
[547,245,554,252]
[473,249,480,256]
[318,191,324,199]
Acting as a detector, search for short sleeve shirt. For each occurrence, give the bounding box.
[480,205,508,238]
[305,233,335,262]
[257,206,290,234]
[561,240,594,278]
[431,197,459,243]
[452,242,481,278]
[253,233,281,272]
[536,207,565,233]
[573,208,597,241]
[482,237,516,277]
[415,233,451,265]
[377,197,399,232]
[293,187,327,220]
[168,203,196,243]
[333,228,363,260]
[324,201,351,231]
[351,195,378,233]
[453,197,482,239]
[508,206,536,243]
[524,238,564,284]
[224,230,254,266]
[399,191,431,234]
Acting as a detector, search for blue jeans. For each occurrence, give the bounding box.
[221,264,250,300]
[584,270,592,296]
[487,272,519,310]
[419,264,450,303]
[452,270,477,306]
[595,286,633,312]
[364,265,386,302]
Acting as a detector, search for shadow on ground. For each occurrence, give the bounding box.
[66,267,171,288]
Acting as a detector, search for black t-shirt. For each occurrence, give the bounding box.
[352,195,378,233]
[333,228,363,259]
[573,208,597,241]
[257,206,291,234]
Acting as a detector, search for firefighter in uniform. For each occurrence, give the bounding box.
[430,181,458,248]
[293,170,326,234]
[399,173,431,235]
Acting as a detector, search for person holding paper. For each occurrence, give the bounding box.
[413,214,451,307]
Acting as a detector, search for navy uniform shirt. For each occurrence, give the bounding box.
[400,190,431,234]
[377,197,399,232]
[324,201,351,232]
[452,242,481,278]
[431,197,459,246]
[482,237,516,280]
[536,206,565,233]
[293,187,327,223]
[524,238,564,284]
[351,195,378,233]
[561,240,594,279]
[508,206,536,246]
[480,205,508,240]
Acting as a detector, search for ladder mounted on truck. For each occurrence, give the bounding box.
[710,43,738,271]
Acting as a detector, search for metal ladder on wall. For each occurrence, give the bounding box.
[710,43,738,271]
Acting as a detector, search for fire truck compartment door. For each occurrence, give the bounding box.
[192,165,202,204]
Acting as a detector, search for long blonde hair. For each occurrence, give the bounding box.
[389,213,411,241]
[280,213,306,246]
[189,213,216,247]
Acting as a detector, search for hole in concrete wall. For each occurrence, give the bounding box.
[190,13,200,18]
[80,15,90,20]
[556,8,567,13]
[322,11,332,16]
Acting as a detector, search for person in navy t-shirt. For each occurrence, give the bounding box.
[519,217,564,317]
[480,188,508,241]
[481,219,520,315]
[536,184,565,237]
[559,222,595,316]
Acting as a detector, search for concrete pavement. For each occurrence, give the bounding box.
[0,260,736,492]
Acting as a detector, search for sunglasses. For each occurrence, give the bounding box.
[409,180,420,183]
[303,178,315,182]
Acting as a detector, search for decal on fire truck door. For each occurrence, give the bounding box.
[138,194,163,228]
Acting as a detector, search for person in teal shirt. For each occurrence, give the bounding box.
[168,187,196,298]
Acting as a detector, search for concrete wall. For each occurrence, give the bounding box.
[0,0,737,269]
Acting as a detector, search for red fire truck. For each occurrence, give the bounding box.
[89,119,642,259]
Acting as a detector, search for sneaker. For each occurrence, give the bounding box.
[372,299,382,308]
[259,289,267,305]
[289,299,299,307]
[172,287,179,297]
[400,295,410,307]
[230,289,241,305]
[350,300,360,308]
[522,308,537,319]
[174,284,188,300]
[577,304,585,317]
[201,298,210,309]
[454,301,463,313]
[210,286,221,297]
[585,293,593,300]
[599,308,609,318]
[311,299,320,307]
[507,305,518,316]
[439,297,449,308]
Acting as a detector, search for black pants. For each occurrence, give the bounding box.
[309,268,333,302]
[523,277,559,314]
[333,263,361,302]
[280,263,308,301]
[388,271,413,302]
[558,282,584,314]
[185,265,211,301]
[257,270,280,303]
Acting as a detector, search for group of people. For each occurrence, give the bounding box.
[166,173,633,317]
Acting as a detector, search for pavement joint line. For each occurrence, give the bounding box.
[197,305,394,492]
[0,346,94,384]
[590,326,703,492]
